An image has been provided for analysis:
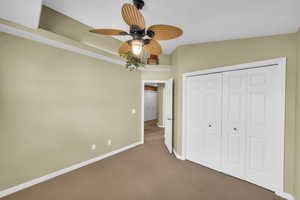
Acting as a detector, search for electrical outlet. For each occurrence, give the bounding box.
[107,139,112,146]
[91,144,96,150]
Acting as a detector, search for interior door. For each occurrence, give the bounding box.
[221,70,247,179]
[186,73,222,170]
[164,79,173,153]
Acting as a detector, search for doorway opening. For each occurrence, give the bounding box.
[144,82,165,143]
[141,80,173,153]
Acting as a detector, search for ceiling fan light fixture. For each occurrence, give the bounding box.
[89,0,183,70]
[131,39,143,55]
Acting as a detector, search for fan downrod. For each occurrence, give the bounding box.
[133,0,144,10]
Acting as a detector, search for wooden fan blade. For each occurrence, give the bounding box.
[89,29,128,36]
[121,3,145,30]
[144,40,162,56]
[148,24,183,40]
[118,42,131,54]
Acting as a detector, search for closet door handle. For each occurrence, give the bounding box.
[208,124,212,128]
[233,128,237,131]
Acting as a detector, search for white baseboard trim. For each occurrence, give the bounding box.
[173,149,185,160]
[0,141,143,198]
[157,123,165,128]
[172,150,294,200]
[276,191,295,200]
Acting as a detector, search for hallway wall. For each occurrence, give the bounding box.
[295,28,300,200]
[157,84,165,127]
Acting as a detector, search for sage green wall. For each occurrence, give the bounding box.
[171,33,297,195]
[141,71,171,80]
[0,33,141,190]
[296,29,300,200]
[157,84,165,127]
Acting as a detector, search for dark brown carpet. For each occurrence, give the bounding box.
[2,121,284,200]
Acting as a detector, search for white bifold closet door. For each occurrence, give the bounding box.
[186,73,222,170]
[221,69,247,180]
[222,66,283,191]
[186,65,284,192]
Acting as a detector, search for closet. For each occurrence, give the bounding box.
[186,63,285,192]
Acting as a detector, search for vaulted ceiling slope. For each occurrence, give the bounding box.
[38,6,172,65]
[43,0,299,54]
[39,6,122,56]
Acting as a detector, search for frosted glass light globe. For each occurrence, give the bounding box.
[131,40,143,55]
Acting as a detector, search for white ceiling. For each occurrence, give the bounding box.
[43,0,299,55]
[1,0,42,29]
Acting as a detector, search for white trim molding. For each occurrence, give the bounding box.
[0,141,142,198]
[0,23,125,66]
[182,58,286,195]
[139,67,171,72]
[0,23,167,72]
[157,124,165,128]
[182,58,286,77]
[275,192,295,200]
[173,149,185,160]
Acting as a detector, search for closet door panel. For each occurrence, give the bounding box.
[245,66,283,191]
[185,64,284,192]
[222,70,247,179]
[186,73,222,170]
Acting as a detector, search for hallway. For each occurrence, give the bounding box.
[144,120,164,142]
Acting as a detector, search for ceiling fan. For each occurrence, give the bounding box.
[89,0,183,57]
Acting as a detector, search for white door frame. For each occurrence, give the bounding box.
[161,87,166,128]
[141,80,168,144]
[182,57,286,194]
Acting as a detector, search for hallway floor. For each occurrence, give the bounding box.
[2,121,285,200]
[144,120,164,142]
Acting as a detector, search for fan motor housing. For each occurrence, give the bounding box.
[133,0,145,10]
[146,30,155,38]
[130,25,145,39]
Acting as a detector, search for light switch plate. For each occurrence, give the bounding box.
[132,109,136,114]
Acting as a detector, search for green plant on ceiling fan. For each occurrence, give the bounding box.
[121,52,144,71]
